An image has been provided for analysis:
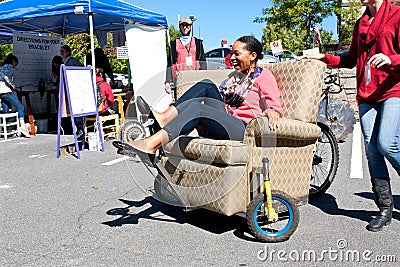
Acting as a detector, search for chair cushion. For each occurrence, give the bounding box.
[266,60,326,122]
[176,69,231,99]
[163,136,249,165]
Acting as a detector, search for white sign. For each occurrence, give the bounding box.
[125,24,170,113]
[64,68,97,115]
[117,46,129,59]
[13,32,62,88]
[270,40,283,56]
[302,47,320,56]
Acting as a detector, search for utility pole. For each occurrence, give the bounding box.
[189,15,197,37]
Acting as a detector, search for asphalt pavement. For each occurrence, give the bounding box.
[0,133,399,266]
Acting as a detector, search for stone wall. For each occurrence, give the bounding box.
[326,67,358,120]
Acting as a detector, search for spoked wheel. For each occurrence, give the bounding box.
[119,120,146,142]
[246,190,299,242]
[309,122,339,198]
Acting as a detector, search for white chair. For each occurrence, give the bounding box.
[0,112,20,140]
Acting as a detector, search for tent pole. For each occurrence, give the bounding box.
[88,10,96,83]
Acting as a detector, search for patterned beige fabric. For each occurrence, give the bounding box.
[266,60,326,122]
[161,156,249,215]
[176,69,231,99]
[163,136,249,165]
[158,60,327,216]
[245,117,321,142]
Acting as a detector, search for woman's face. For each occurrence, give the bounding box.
[60,48,70,58]
[230,41,257,73]
[11,60,18,68]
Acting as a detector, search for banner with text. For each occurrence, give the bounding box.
[12,32,63,90]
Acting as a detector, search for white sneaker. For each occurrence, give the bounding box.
[20,125,31,138]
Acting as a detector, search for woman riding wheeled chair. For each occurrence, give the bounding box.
[113,36,300,242]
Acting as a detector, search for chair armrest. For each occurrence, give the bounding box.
[245,117,321,143]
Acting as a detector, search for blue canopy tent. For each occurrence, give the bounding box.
[0,0,168,34]
[0,0,168,70]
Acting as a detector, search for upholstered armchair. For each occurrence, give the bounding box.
[159,60,327,216]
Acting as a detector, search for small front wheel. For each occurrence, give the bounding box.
[246,190,299,242]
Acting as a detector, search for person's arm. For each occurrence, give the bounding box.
[165,40,176,93]
[4,65,16,90]
[4,76,16,90]
[299,20,359,69]
[196,38,207,70]
[255,70,283,130]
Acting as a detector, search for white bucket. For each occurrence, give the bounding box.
[88,132,100,151]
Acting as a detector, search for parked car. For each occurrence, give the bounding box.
[204,47,231,70]
[264,50,297,61]
[257,54,279,67]
[105,73,129,88]
[205,47,279,69]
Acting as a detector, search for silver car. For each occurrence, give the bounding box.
[205,47,279,69]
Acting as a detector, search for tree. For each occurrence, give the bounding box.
[256,0,336,52]
[333,0,362,47]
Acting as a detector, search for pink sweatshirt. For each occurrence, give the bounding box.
[226,68,283,124]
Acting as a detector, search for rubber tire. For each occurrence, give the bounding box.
[309,122,339,198]
[246,190,299,243]
[119,120,145,142]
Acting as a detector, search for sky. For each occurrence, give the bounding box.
[131,0,338,52]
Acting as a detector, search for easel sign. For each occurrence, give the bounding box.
[56,65,104,158]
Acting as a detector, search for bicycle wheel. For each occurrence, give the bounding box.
[309,122,339,198]
[246,190,299,242]
[119,120,145,142]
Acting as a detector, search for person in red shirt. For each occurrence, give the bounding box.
[165,17,207,94]
[96,68,115,115]
[300,0,400,232]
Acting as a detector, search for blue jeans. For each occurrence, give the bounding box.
[163,79,246,141]
[0,92,25,119]
[359,98,400,179]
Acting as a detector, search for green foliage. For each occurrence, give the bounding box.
[257,0,363,52]
[166,24,181,57]
[256,0,334,49]
[168,25,181,41]
[64,33,128,74]
[0,44,13,63]
[333,0,362,46]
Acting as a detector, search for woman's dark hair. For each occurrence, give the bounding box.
[236,36,264,61]
[96,67,104,76]
[52,55,63,75]
[2,53,18,66]
[61,44,72,54]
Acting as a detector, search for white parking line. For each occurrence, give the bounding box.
[102,156,130,166]
[350,122,364,179]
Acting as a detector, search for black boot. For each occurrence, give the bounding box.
[366,178,393,232]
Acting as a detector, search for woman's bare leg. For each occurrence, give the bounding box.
[152,105,178,128]
[127,129,169,154]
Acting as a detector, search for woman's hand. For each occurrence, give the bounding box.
[260,108,281,130]
[296,54,325,61]
[369,53,391,69]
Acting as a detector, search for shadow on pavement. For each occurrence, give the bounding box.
[102,196,259,242]
[309,193,400,222]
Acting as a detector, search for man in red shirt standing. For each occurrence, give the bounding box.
[165,17,207,94]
